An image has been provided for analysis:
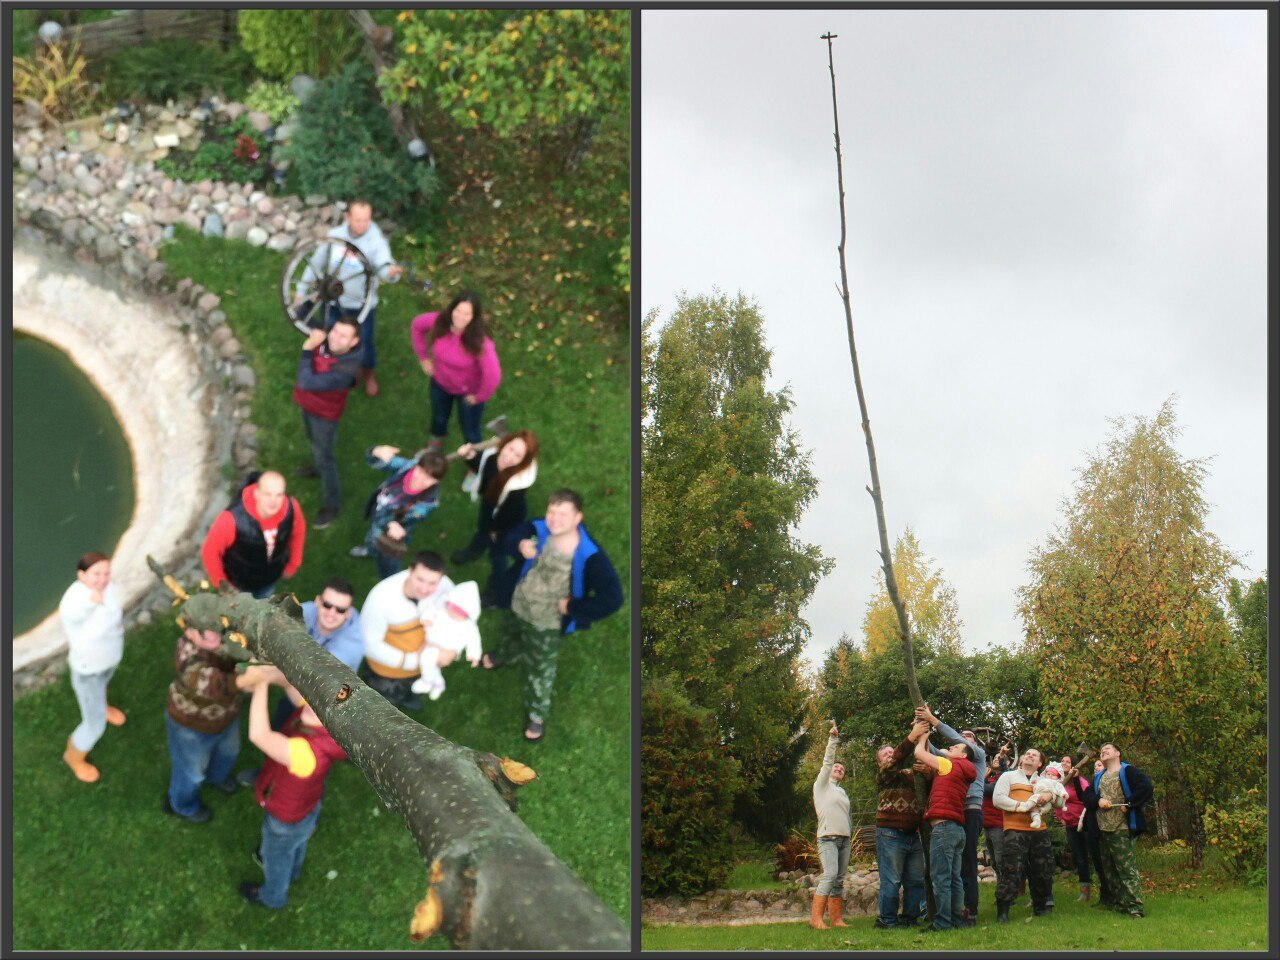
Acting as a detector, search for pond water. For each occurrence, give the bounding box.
[11,333,135,636]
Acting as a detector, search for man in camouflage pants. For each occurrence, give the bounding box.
[991,747,1063,922]
[490,490,623,742]
[1088,742,1154,918]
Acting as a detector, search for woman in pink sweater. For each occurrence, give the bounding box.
[409,291,502,448]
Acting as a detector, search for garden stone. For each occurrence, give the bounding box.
[225,220,250,241]
[197,292,221,314]
[246,226,269,247]
[196,179,213,195]
[60,218,84,244]
[121,249,148,279]
[246,111,272,133]
[37,166,56,184]
[220,337,243,360]
[175,119,195,138]
[77,223,99,245]
[207,309,227,327]
[146,148,169,163]
[223,102,246,120]
[154,131,181,149]
[114,124,131,144]
[255,197,274,215]
[179,213,201,232]
[202,213,224,237]
[267,233,293,253]
[270,213,287,231]
[232,365,256,390]
[80,175,105,197]
[209,326,234,348]
[79,130,101,151]
[19,156,38,175]
[249,190,265,206]
[153,208,179,226]
[146,261,167,284]
[72,163,88,179]
[211,185,229,202]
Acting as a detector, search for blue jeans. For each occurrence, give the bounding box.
[165,712,240,816]
[301,409,341,510]
[69,665,117,752]
[876,826,925,925]
[816,835,850,897]
[929,819,967,929]
[429,378,484,443]
[259,803,322,908]
[327,304,375,369]
[371,543,403,580]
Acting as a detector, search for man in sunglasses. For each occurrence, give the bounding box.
[242,579,362,748]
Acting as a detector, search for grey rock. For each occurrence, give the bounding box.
[223,101,246,121]
[202,212,224,237]
[197,292,221,313]
[255,197,274,215]
[209,325,234,348]
[135,609,153,626]
[211,185,229,203]
[61,218,84,243]
[246,226,269,247]
[225,220,250,241]
[95,235,122,261]
[146,260,167,284]
[19,155,39,174]
[32,208,60,232]
[246,110,272,133]
[37,166,56,184]
[72,163,89,178]
[219,336,243,360]
[153,208,180,226]
[77,223,99,245]
[196,179,213,195]
[266,233,294,253]
[232,365,256,390]
[80,175,105,197]
[207,309,227,327]
[121,249,148,279]
[179,213,202,232]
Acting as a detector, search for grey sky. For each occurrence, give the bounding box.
[641,10,1268,666]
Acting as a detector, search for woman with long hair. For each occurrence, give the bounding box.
[450,429,539,602]
[58,552,126,783]
[410,291,502,448]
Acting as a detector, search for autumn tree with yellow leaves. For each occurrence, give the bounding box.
[1017,399,1263,867]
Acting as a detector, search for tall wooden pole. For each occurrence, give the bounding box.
[821,33,934,918]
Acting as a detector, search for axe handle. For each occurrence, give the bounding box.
[444,436,504,463]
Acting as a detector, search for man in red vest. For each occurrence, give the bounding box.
[913,723,977,931]
[201,471,306,599]
[237,667,347,909]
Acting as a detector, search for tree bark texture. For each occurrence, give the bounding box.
[348,10,433,166]
[155,566,626,950]
[821,35,922,710]
[822,33,933,918]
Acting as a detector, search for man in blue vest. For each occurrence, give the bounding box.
[1086,742,1154,918]
[484,489,623,742]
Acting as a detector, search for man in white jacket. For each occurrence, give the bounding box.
[297,200,401,396]
[358,551,455,712]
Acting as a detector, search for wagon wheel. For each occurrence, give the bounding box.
[280,238,376,335]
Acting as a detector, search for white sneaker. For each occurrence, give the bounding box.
[427,681,445,701]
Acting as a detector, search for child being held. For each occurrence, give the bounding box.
[411,580,482,701]
[1020,760,1069,829]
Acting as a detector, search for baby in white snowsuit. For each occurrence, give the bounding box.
[411,580,483,701]
[1022,761,1069,829]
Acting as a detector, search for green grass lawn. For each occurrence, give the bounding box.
[643,845,1268,951]
[11,110,629,951]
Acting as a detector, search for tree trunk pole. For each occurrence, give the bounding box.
[822,33,933,917]
[348,10,433,166]
[151,562,626,950]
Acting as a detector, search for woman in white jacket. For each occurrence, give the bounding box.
[58,552,126,783]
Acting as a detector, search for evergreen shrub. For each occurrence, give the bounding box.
[279,62,434,215]
[641,676,742,898]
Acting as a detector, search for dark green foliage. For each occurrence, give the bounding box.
[642,293,831,844]
[96,39,255,103]
[817,635,1043,762]
[1226,574,1266,673]
[236,9,364,81]
[279,62,435,214]
[155,117,266,186]
[641,676,743,897]
[733,707,812,843]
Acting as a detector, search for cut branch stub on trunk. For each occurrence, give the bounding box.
[147,560,626,950]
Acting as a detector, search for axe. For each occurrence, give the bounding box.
[445,414,510,462]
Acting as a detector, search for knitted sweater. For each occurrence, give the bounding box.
[875,735,924,832]
[813,735,851,838]
[166,634,242,734]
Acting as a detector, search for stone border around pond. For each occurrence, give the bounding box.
[11,211,257,697]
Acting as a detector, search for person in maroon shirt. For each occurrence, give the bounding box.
[237,667,347,909]
[292,316,364,530]
[914,727,977,931]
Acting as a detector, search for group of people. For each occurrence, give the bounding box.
[55,197,623,912]
[811,705,1154,932]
